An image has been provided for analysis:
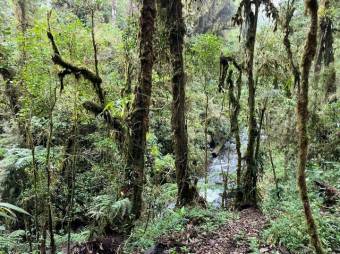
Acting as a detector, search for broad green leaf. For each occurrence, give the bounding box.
[0,203,30,216]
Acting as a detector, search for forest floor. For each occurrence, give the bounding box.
[146,208,288,254]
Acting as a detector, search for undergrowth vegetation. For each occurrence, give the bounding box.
[125,206,233,253]
[0,0,339,253]
[261,146,340,253]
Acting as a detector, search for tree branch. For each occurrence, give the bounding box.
[47,30,104,104]
[82,101,124,142]
[46,15,125,142]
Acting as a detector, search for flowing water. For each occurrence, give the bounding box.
[199,133,248,206]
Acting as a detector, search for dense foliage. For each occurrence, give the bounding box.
[0,0,338,253]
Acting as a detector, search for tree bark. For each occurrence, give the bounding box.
[125,0,156,219]
[297,0,324,253]
[0,67,21,116]
[255,98,268,162]
[240,0,259,208]
[282,0,299,181]
[45,85,57,254]
[15,0,28,61]
[227,68,242,203]
[204,90,209,199]
[283,0,300,90]
[314,0,336,101]
[267,136,279,199]
[26,110,39,241]
[163,0,196,206]
[112,0,117,25]
[218,55,243,205]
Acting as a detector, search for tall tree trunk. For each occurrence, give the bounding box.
[27,109,39,241]
[315,0,336,100]
[282,0,299,181]
[268,144,279,199]
[240,0,259,208]
[204,88,209,199]
[40,222,47,254]
[320,0,336,101]
[15,0,28,60]
[298,0,324,253]
[0,67,21,116]
[45,84,57,254]
[255,98,268,162]
[163,0,196,206]
[283,0,300,90]
[227,68,242,204]
[67,84,79,253]
[112,0,117,25]
[266,116,280,199]
[125,0,156,219]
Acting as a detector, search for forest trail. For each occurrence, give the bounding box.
[187,208,273,254]
[152,208,286,254]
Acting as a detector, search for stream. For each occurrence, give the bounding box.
[198,133,248,206]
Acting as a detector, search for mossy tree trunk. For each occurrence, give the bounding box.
[125,0,156,219]
[314,0,336,101]
[111,0,117,25]
[227,67,242,202]
[219,56,243,206]
[298,0,324,253]
[161,0,196,206]
[240,0,259,208]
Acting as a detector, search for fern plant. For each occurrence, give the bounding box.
[0,229,27,253]
[87,195,131,234]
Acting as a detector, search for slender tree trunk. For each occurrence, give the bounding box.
[221,149,230,209]
[45,85,57,254]
[255,98,268,162]
[319,0,336,100]
[67,83,79,254]
[40,222,47,254]
[27,109,39,242]
[204,81,209,199]
[284,150,289,180]
[112,0,117,25]
[313,0,336,104]
[240,0,259,208]
[163,0,196,206]
[313,23,323,108]
[125,0,156,219]
[23,211,32,252]
[283,110,293,181]
[268,139,279,198]
[15,0,28,61]
[297,1,324,253]
[0,68,21,116]
[283,0,300,90]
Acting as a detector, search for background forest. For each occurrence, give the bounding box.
[0,0,339,253]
